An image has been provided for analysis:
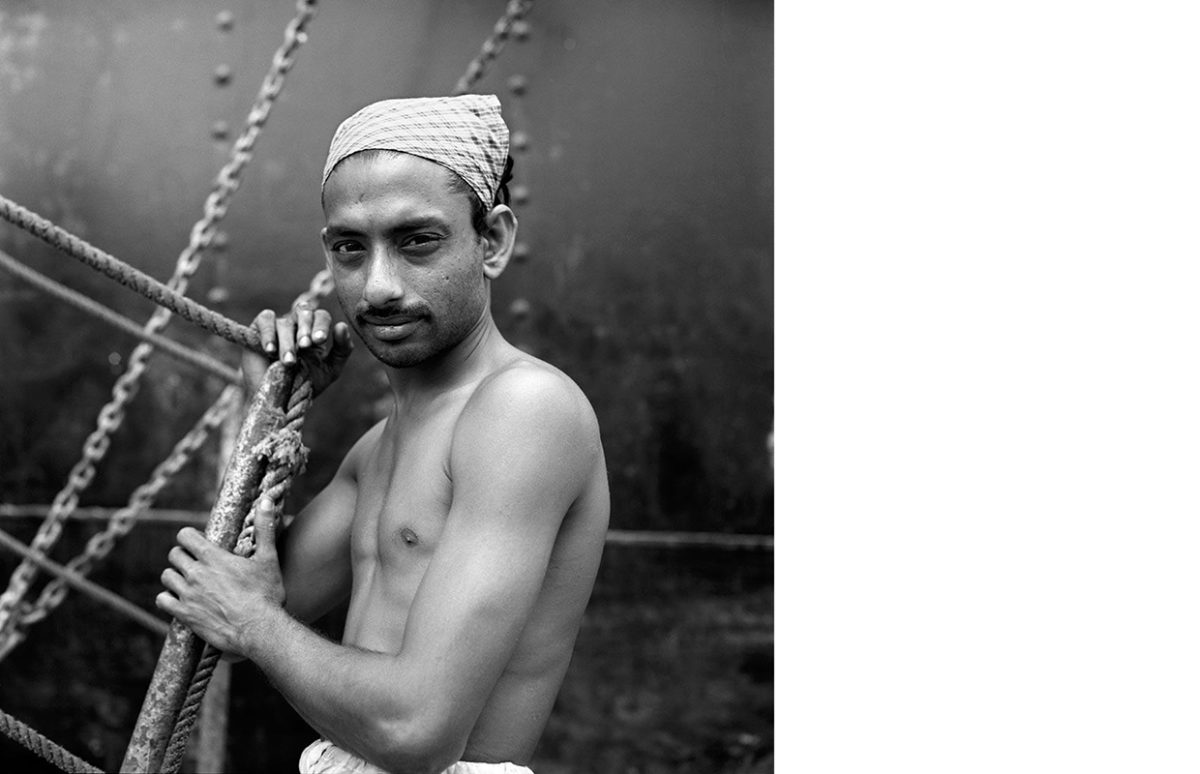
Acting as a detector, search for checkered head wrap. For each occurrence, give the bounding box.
[321,94,510,208]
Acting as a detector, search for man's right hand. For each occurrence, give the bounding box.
[243,303,354,398]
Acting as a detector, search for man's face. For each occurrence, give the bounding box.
[320,151,490,369]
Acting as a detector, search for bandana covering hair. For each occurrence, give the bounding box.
[322,94,510,208]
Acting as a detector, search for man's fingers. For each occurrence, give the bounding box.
[311,309,332,344]
[161,567,187,596]
[331,322,354,360]
[167,545,196,573]
[250,306,351,396]
[294,306,315,349]
[176,527,215,557]
[253,310,277,356]
[309,315,351,364]
[276,314,298,365]
[155,591,181,615]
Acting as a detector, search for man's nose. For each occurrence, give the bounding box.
[362,250,403,307]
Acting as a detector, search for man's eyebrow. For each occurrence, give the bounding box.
[323,215,450,237]
[385,216,450,234]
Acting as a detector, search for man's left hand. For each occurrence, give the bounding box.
[156,503,285,656]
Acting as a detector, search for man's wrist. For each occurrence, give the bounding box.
[235,600,287,660]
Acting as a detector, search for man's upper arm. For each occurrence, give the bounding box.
[279,422,376,623]
[391,367,597,743]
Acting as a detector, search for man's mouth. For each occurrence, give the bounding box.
[358,313,424,341]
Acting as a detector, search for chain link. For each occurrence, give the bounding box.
[0,387,238,659]
[453,0,534,95]
[21,387,240,628]
[0,0,319,651]
[292,268,336,309]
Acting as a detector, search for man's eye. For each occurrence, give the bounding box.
[404,234,442,251]
[331,241,363,254]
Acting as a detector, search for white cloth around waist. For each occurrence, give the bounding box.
[299,738,535,774]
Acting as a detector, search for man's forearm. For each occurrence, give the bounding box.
[240,606,454,772]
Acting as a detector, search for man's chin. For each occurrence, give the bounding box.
[362,339,429,369]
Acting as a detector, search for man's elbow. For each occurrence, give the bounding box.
[369,715,466,774]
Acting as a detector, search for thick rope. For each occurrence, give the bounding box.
[158,643,222,774]
[0,707,102,773]
[0,0,318,654]
[239,377,314,553]
[0,247,240,383]
[159,375,314,774]
[0,197,262,355]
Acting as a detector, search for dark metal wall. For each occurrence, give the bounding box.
[0,0,773,533]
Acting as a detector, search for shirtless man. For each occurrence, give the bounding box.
[155,95,610,774]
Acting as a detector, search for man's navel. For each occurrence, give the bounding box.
[397,526,420,547]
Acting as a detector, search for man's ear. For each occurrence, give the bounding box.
[481,205,517,280]
[319,227,334,271]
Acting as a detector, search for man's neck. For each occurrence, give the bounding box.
[382,311,509,409]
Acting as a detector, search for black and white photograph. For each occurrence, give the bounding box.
[0,2,774,773]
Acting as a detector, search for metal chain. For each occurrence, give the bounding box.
[25,388,240,621]
[7,250,318,653]
[184,0,319,282]
[0,379,135,634]
[0,387,238,660]
[0,0,319,646]
[291,268,336,309]
[452,0,534,95]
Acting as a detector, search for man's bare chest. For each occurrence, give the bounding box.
[348,410,459,568]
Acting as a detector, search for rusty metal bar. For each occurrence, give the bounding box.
[120,361,297,773]
[0,527,170,637]
[0,507,775,551]
[0,505,210,526]
[190,386,241,773]
[604,530,774,550]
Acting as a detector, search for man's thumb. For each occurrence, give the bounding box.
[253,502,278,559]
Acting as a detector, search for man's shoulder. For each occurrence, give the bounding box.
[454,356,601,459]
[447,355,604,515]
[475,356,596,425]
[338,417,389,479]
